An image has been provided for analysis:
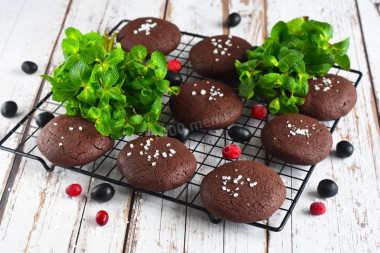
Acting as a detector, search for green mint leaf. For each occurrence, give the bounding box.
[296,74,309,97]
[238,71,255,99]
[150,99,162,114]
[281,75,300,94]
[103,48,124,69]
[101,66,119,88]
[147,122,165,136]
[168,86,180,95]
[279,93,299,114]
[149,50,167,79]
[269,97,280,114]
[41,74,56,84]
[263,55,278,67]
[88,106,101,119]
[286,17,305,34]
[278,48,303,66]
[331,38,350,56]
[123,124,135,136]
[77,85,97,106]
[259,73,281,88]
[65,27,83,41]
[84,32,104,45]
[52,87,77,102]
[246,49,263,60]
[65,98,80,116]
[302,20,333,40]
[62,38,79,55]
[335,54,350,70]
[133,121,148,133]
[156,79,170,93]
[69,60,92,86]
[93,43,107,61]
[139,88,154,105]
[271,21,289,43]
[80,47,96,64]
[129,114,143,124]
[131,45,147,61]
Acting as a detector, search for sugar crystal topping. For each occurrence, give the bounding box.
[210,36,233,62]
[133,19,157,35]
[313,76,338,92]
[220,172,258,198]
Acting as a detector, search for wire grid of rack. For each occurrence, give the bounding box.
[0,20,362,232]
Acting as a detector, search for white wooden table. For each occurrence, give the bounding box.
[0,0,379,252]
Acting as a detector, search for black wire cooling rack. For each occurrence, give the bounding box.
[0,20,362,232]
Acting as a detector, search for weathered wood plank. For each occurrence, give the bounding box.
[266,1,380,252]
[0,0,71,206]
[357,0,380,126]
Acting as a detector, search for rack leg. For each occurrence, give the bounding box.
[206,213,222,224]
[47,165,55,172]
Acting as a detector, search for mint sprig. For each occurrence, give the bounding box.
[236,17,350,114]
[42,27,179,139]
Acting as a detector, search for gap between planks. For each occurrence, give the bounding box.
[0,0,75,224]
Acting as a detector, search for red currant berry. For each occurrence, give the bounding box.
[251,104,267,120]
[96,210,109,226]
[167,60,182,72]
[310,202,326,215]
[222,145,242,160]
[65,184,82,197]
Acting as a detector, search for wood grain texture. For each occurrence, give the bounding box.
[0,0,71,197]
[356,0,380,126]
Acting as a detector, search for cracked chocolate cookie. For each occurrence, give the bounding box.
[261,114,333,165]
[189,35,252,80]
[37,115,114,167]
[299,74,357,121]
[117,17,181,56]
[169,80,243,130]
[200,160,286,223]
[117,136,197,192]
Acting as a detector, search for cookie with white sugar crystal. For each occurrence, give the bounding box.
[200,161,286,223]
[37,115,115,167]
[117,136,197,192]
[261,114,333,165]
[169,79,243,130]
[299,74,357,120]
[117,17,181,56]
[189,35,253,80]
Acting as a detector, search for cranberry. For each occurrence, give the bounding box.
[65,184,82,197]
[96,210,109,226]
[310,202,326,215]
[167,60,182,72]
[251,104,267,119]
[222,145,242,160]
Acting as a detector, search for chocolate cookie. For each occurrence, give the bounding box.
[189,35,252,79]
[299,74,357,120]
[169,80,243,130]
[200,161,286,223]
[117,17,181,56]
[117,136,197,192]
[37,115,114,167]
[261,114,332,165]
